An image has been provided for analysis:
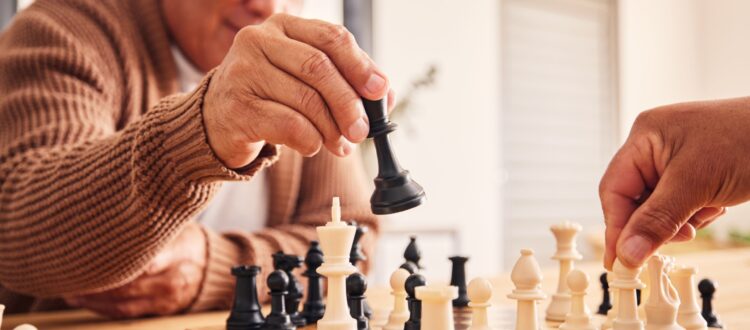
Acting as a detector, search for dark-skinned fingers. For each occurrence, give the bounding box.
[690,207,726,229]
[616,162,707,268]
[238,98,323,156]
[599,145,648,270]
[669,223,696,242]
[258,35,368,143]
[271,14,389,100]
[249,66,351,156]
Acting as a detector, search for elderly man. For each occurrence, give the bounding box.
[0,0,390,317]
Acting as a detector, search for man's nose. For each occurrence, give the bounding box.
[243,0,279,19]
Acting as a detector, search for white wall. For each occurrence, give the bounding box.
[618,0,750,240]
[371,0,503,283]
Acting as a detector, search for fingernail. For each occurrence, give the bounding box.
[347,117,369,141]
[364,74,386,95]
[620,235,652,265]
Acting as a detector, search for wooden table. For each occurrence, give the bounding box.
[5,248,750,329]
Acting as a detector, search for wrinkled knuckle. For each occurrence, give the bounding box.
[298,88,324,112]
[638,206,680,241]
[301,52,335,79]
[323,24,354,48]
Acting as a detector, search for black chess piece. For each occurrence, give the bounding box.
[362,97,425,214]
[301,241,326,324]
[273,252,306,327]
[698,278,723,328]
[347,222,372,319]
[400,261,419,274]
[404,236,423,269]
[404,273,426,330]
[346,272,369,330]
[636,288,642,306]
[449,256,469,307]
[597,272,612,315]
[226,265,264,330]
[263,270,296,330]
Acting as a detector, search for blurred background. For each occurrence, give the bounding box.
[3,0,750,286]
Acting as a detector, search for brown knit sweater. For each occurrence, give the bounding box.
[0,0,377,314]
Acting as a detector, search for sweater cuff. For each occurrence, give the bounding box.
[189,227,242,312]
[157,69,280,184]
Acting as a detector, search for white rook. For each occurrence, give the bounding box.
[416,284,458,330]
[670,265,708,330]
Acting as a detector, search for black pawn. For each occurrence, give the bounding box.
[404,273,427,330]
[263,270,295,330]
[301,241,326,324]
[273,252,306,327]
[362,97,425,214]
[347,273,369,330]
[404,236,423,269]
[226,265,264,330]
[597,272,612,315]
[449,256,469,307]
[400,261,419,274]
[698,278,723,328]
[347,221,372,318]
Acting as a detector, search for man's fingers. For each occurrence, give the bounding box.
[669,223,696,242]
[615,163,707,267]
[275,15,389,100]
[258,33,368,143]
[599,146,648,270]
[237,98,323,156]
[249,65,351,156]
[690,207,725,229]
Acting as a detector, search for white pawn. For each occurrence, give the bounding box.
[384,268,411,330]
[670,266,708,330]
[559,269,597,330]
[612,258,645,330]
[644,255,682,330]
[467,277,493,330]
[508,248,546,330]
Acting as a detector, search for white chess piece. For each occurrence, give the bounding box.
[416,284,458,330]
[559,269,597,330]
[547,221,584,322]
[670,265,708,330]
[612,258,645,330]
[467,277,493,330]
[0,304,4,330]
[508,248,546,330]
[644,255,682,330]
[316,197,358,330]
[602,271,619,330]
[13,325,37,330]
[384,268,411,330]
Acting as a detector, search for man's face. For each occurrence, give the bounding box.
[162,0,303,71]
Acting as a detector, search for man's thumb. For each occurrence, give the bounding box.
[615,167,705,267]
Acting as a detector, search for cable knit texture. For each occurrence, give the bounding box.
[0,0,378,314]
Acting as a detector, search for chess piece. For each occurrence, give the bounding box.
[415,284,458,330]
[226,265,264,330]
[697,279,722,329]
[273,252,306,327]
[316,197,358,330]
[362,97,425,214]
[347,222,372,318]
[0,304,4,330]
[547,221,584,322]
[602,271,619,330]
[644,255,681,330]
[347,273,369,330]
[611,258,645,330]
[404,273,427,330]
[384,268,411,330]
[263,270,296,330]
[13,325,37,330]
[400,261,419,274]
[559,269,596,330]
[404,236,423,269]
[599,272,613,315]
[302,241,326,324]
[670,266,708,330]
[508,248,546,330]
[467,277,492,330]
[449,256,470,307]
